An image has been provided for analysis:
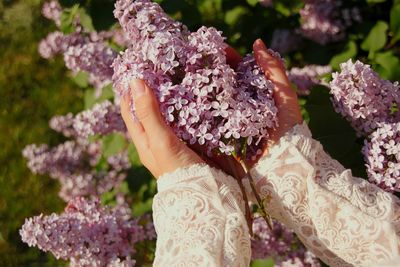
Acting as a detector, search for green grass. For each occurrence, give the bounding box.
[0,1,83,265]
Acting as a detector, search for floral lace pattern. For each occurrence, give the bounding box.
[249,122,400,266]
[152,123,400,267]
[153,164,251,267]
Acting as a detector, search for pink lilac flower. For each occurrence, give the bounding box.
[251,217,320,267]
[49,113,78,138]
[73,101,126,138]
[299,0,361,45]
[22,141,130,201]
[112,0,278,158]
[38,31,66,59]
[42,0,62,26]
[288,65,331,96]
[329,59,400,136]
[363,122,400,192]
[64,42,117,83]
[20,197,146,267]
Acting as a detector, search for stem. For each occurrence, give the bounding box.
[227,157,253,236]
[240,160,273,231]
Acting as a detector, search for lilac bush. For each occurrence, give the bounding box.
[20,197,154,267]
[22,140,130,202]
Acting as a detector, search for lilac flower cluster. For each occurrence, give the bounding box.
[330,59,400,136]
[50,101,126,140]
[22,141,130,201]
[112,0,278,157]
[251,217,320,267]
[74,101,126,138]
[39,1,119,91]
[363,122,400,192]
[299,0,361,45]
[288,65,331,96]
[64,42,117,84]
[41,0,62,26]
[20,197,153,267]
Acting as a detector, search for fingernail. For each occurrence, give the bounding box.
[130,79,146,98]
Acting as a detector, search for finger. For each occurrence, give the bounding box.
[120,92,155,169]
[253,39,297,107]
[130,79,172,140]
[225,45,242,69]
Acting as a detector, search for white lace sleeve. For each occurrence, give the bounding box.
[248,122,400,267]
[152,164,251,267]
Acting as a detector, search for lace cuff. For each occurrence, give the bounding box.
[249,122,400,267]
[153,164,251,267]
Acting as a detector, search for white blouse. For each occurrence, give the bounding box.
[151,123,400,267]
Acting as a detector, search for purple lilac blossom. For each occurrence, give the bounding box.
[363,122,400,192]
[288,65,331,96]
[22,141,130,201]
[38,31,66,59]
[299,0,361,45]
[42,0,62,26]
[49,101,126,140]
[73,100,126,138]
[270,29,302,54]
[20,197,146,267]
[251,217,320,267]
[112,0,278,157]
[329,59,400,136]
[64,42,117,82]
[49,113,78,138]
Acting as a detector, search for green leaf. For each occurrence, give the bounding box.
[132,198,153,217]
[329,41,357,69]
[60,4,79,34]
[251,258,274,267]
[246,0,259,7]
[83,84,114,109]
[360,21,388,57]
[71,71,89,88]
[366,0,386,3]
[225,6,249,26]
[374,51,400,80]
[390,3,400,43]
[78,8,95,32]
[304,86,366,178]
[101,133,127,158]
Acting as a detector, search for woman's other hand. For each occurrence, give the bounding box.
[120,79,204,178]
[250,39,303,165]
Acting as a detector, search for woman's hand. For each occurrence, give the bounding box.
[120,79,204,178]
[253,39,303,147]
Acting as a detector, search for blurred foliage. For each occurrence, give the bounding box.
[0,0,81,265]
[2,0,400,265]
